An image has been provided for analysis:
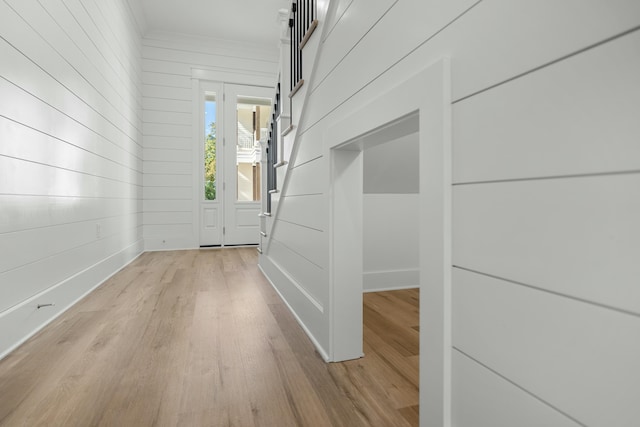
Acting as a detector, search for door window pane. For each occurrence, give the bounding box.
[236,96,271,201]
[204,92,217,200]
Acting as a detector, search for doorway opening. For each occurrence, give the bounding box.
[331,113,420,419]
[328,59,452,426]
[361,117,421,421]
[330,112,419,359]
[198,82,272,247]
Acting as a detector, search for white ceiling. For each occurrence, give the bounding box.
[140,0,290,48]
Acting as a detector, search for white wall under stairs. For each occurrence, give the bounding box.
[258,0,640,426]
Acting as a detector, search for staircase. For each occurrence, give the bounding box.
[258,0,324,255]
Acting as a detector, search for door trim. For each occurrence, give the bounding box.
[194,80,224,246]
[192,79,273,247]
[326,58,452,426]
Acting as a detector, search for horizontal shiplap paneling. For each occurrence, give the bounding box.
[313,0,396,88]
[16,0,142,125]
[141,71,192,89]
[142,45,277,75]
[0,79,142,169]
[142,84,192,101]
[258,253,329,356]
[293,122,323,167]
[142,58,193,76]
[144,224,193,237]
[1,117,139,184]
[453,173,640,315]
[143,97,192,114]
[0,239,143,360]
[143,161,192,175]
[0,196,139,235]
[143,199,192,213]
[266,0,640,425]
[453,268,640,426]
[0,40,141,159]
[0,53,141,162]
[143,173,192,187]
[143,148,191,163]
[0,0,143,360]
[302,0,640,134]
[302,0,478,130]
[1,1,141,144]
[0,156,141,199]
[143,110,191,126]
[0,226,142,312]
[271,220,327,269]
[143,135,191,150]
[0,213,139,278]
[323,0,355,40]
[277,194,326,232]
[143,32,278,64]
[452,350,581,427]
[143,186,192,201]
[66,0,141,84]
[143,211,192,225]
[453,29,640,184]
[268,238,327,306]
[141,32,278,250]
[285,158,326,196]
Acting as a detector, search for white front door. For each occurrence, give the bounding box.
[199,82,272,246]
[199,82,223,246]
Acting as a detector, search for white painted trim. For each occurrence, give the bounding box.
[191,68,275,87]
[266,255,324,314]
[420,58,453,427]
[274,160,289,168]
[192,80,225,248]
[145,30,279,60]
[363,269,420,292]
[143,240,199,251]
[329,148,364,362]
[363,285,419,294]
[0,240,144,360]
[326,58,452,427]
[282,124,294,136]
[191,78,202,248]
[258,261,330,362]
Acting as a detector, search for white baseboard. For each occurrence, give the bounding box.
[144,236,198,251]
[258,254,330,362]
[0,240,144,360]
[363,268,420,292]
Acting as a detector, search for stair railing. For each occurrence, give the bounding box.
[289,0,317,98]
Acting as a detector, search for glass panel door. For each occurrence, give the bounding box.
[199,82,223,246]
[223,84,273,245]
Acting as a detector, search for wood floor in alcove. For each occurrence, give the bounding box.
[0,248,419,426]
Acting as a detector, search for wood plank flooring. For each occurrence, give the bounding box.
[0,248,419,426]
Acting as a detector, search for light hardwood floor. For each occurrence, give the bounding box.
[0,248,418,426]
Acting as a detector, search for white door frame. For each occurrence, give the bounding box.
[196,80,224,246]
[192,79,272,247]
[327,59,452,426]
[223,84,273,246]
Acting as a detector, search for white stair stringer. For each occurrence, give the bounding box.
[262,0,335,254]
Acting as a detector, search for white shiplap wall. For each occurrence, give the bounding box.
[260,0,640,425]
[0,0,144,358]
[141,32,278,250]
